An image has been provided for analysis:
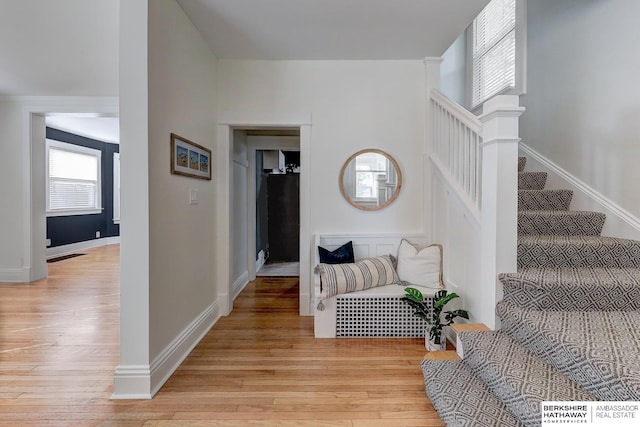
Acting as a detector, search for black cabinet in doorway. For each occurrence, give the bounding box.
[267,174,300,262]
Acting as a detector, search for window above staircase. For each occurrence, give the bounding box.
[469,0,527,110]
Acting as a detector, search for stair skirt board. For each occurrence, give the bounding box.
[497,302,640,401]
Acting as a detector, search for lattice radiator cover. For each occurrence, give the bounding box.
[335,295,433,337]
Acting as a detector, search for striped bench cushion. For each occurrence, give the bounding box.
[318,255,400,299]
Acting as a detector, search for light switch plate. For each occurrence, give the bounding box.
[189,188,198,205]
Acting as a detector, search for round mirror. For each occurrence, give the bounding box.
[339,149,403,211]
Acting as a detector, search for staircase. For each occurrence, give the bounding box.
[421,156,640,426]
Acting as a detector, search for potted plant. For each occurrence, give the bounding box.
[402,287,469,351]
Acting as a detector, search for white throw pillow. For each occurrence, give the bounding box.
[396,239,444,289]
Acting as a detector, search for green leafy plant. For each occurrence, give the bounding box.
[402,287,469,346]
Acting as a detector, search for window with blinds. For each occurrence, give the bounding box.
[46,139,102,215]
[471,0,517,108]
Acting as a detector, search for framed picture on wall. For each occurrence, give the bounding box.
[170,133,212,180]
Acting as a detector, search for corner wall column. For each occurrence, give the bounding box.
[423,57,443,241]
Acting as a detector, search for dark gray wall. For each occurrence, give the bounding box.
[256,151,269,258]
[46,127,120,247]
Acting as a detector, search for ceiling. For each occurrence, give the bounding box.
[176,0,490,60]
[0,0,119,97]
[1,0,490,139]
[0,0,490,97]
[46,115,120,145]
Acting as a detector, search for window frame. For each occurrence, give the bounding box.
[466,0,527,112]
[45,139,103,217]
[113,152,120,224]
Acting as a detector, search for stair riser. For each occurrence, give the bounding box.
[518,172,547,190]
[518,241,640,268]
[518,212,605,236]
[518,156,526,172]
[497,303,640,401]
[518,190,573,211]
[501,281,640,311]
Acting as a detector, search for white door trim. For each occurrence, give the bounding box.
[16,96,119,282]
[217,112,312,316]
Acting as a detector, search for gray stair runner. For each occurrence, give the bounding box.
[500,268,640,311]
[423,155,640,425]
[498,301,640,401]
[518,156,526,172]
[518,210,606,236]
[460,331,596,427]
[518,171,547,190]
[518,235,640,268]
[422,359,524,427]
[518,189,572,211]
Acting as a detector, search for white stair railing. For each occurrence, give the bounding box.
[431,90,483,219]
[427,88,525,329]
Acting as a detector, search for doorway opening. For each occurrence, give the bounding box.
[255,146,300,278]
[217,113,312,316]
[43,114,121,264]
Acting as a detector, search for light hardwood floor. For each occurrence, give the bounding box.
[0,245,443,426]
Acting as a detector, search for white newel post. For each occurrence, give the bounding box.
[423,57,443,241]
[478,95,525,329]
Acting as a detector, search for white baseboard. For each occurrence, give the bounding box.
[47,236,121,259]
[520,143,640,239]
[232,271,249,301]
[255,250,265,273]
[111,365,153,400]
[0,267,30,282]
[111,301,220,400]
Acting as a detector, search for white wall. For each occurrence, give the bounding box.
[147,0,218,359]
[231,130,248,290]
[521,0,640,223]
[440,33,467,105]
[218,60,426,236]
[0,102,26,279]
[115,0,218,398]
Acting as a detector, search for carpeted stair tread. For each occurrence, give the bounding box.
[518,189,572,211]
[518,172,547,190]
[518,235,640,268]
[518,210,606,236]
[497,302,640,401]
[500,268,640,311]
[421,359,524,427]
[518,156,526,172]
[459,330,596,427]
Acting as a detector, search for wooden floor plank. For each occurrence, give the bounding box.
[0,244,443,426]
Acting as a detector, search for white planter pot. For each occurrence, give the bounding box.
[425,334,446,351]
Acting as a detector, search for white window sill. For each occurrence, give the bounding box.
[46,209,102,217]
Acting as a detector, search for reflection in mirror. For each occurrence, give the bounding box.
[339,149,402,211]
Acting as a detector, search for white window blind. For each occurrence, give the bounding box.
[472,0,516,107]
[46,139,102,215]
